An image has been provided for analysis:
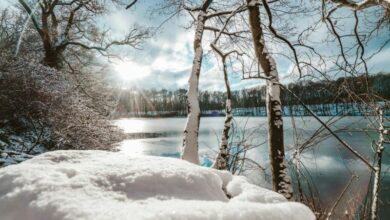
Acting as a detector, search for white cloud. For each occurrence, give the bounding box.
[102,0,390,91]
[113,59,151,81]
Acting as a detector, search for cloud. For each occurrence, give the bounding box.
[101,1,200,90]
[101,0,390,91]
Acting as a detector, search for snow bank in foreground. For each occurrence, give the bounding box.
[0,150,314,220]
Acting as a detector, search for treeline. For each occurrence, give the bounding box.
[114,73,390,116]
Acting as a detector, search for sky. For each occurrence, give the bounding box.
[102,1,294,91]
[2,0,390,91]
[101,1,239,91]
[102,1,390,91]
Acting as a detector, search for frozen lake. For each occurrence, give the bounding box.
[114,116,389,218]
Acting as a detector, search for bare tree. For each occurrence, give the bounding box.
[180,0,244,164]
[210,47,234,170]
[17,0,148,69]
[371,107,388,220]
[180,0,212,164]
[208,5,245,170]
[245,0,293,199]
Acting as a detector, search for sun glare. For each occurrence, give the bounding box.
[114,60,151,81]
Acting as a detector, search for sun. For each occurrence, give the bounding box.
[113,59,151,81]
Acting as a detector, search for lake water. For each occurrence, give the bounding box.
[114,116,389,218]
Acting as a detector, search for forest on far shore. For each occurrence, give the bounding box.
[114,72,390,117]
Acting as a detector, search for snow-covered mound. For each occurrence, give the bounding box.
[0,150,315,220]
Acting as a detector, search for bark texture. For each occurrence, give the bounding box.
[246,0,293,199]
[19,0,62,68]
[371,108,386,220]
[213,56,233,170]
[181,0,213,164]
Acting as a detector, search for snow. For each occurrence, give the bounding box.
[0,150,315,220]
[181,12,205,165]
[226,176,286,203]
[182,67,202,164]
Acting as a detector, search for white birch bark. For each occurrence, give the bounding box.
[208,4,245,170]
[265,55,293,200]
[181,10,207,164]
[247,0,293,199]
[213,57,233,170]
[371,107,387,220]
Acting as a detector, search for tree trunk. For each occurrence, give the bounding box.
[371,107,386,220]
[213,56,233,170]
[41,10,60,69]
[43,48,60,69]
[247,0,293,199]
[181,2,211,164]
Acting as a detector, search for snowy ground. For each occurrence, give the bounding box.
[0,150,314,220]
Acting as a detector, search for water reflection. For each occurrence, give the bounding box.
[114,116,389,218]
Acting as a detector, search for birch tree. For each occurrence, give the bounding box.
[371,108,388,220]
[181,0,244,164]
[246,0,293,199]
[180,0,212,164]
[208,4,246,170]
[210,45,234,170]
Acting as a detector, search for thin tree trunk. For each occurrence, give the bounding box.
[371,107,386,220]
[213,56,233,170]
[181,1,211,164]
[247,0,293,199]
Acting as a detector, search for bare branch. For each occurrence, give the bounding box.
[18,0,44,38]
[126,0,138,9]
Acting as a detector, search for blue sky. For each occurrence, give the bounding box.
[3,0,390,91]
[104,1,390,91]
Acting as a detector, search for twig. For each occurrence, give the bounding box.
[280,84,375,171]
[327,174,357,220]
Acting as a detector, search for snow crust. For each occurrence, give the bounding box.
[0,150,315,220]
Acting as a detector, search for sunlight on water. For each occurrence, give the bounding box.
[119,139,148,155]
[118,138,181,157]
[114,118,149,133]
[113,116,390,218]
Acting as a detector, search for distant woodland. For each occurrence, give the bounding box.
[114,73,390,116]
